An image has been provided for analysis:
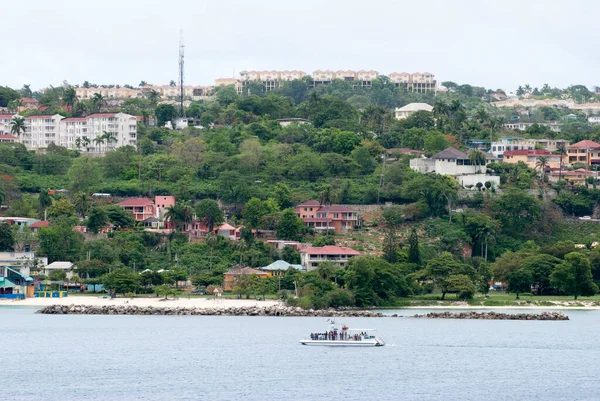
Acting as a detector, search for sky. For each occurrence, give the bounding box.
[3,0,600,93]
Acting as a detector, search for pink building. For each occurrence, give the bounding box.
[295,201,359,234]
[118,198,156,221]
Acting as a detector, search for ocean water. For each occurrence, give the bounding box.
[2,307,599,401]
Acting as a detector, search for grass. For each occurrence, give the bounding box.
[388,292,600,307]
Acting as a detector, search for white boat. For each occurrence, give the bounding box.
[299,320,385,347]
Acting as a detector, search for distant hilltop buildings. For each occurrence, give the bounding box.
[67,70,437,102]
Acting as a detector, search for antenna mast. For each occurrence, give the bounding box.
[178,30,185,117]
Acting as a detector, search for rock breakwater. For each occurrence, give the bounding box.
[36,304,383,317]
[402,311,569,320]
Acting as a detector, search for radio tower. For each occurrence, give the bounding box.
[178,30,185,117]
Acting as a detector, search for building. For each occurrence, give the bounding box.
[588,116,600,124]
[503,121,561,133]
[548,168,598,186]
[409,147,500,188]
[259,260,303,275]
[41,261,75,279]
[277,118,310,127]
[300,246,361,271]
[502,149,563,169]
[19,98,39,112]
[29,220,50,233]
[0,265,34,299]
[223,267,270,291]
[76,87,142,100]
[394,103,433,120]
[0,251,48,277]
[118,198,156,221]
[239,70,308,93]
[385,148,425,161]
[4,112,137,153]
[490,138,569,160]
[0,134,18,143]
[389,72,437,93]
[215,223,241,241]
[566,140,600,166]
[265,240,310,251]
[295,201,359,234]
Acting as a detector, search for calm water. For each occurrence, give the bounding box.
[2,307,599,401]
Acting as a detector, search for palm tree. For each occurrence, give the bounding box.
[81,136,91,152]
[165,201,193,231]
[0,186,5,206]
[8,99,23,112]
[93,136,104,153]
[10,116,25,137]
[91,93,105,113]
[147,89,160,107]
[469,150,487,172]
[535,156,549,181]
[433,100,450,131]
[318,184,338,235]
[62,86,78,111]
[557,145,567,181]
[38,189,52,217]
[102,131,118,150]
[74,137,82,151]
[73,193,90,219]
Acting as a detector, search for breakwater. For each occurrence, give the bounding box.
[36,304,383,317]
[402,311,569,320]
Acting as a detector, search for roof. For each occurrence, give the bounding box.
[261,260,303,271]
[570,140,600,149]
[0,134,18,140]
[29,220,50,228]
[297,200,321,207]
[0,277,18,288]
[218,223,236,231]
[432,147,468,159]
[45,261,74,270]
[386,148,425,155]
[118,197,154,206]
[86,113,117,118]
[224,267,266,275]
[503,149,552,156]
[300,246,361,255]
[143,216,159,223]
[20,98,38,103]
[319,205,356,212]
[396,103,433,112]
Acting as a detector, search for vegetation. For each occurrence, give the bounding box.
[3,79,600,307]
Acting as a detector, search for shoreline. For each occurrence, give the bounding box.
[1,297,599,311]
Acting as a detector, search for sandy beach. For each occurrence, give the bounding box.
[1,296,282,309]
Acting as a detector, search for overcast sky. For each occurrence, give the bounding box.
[3,0,600,93]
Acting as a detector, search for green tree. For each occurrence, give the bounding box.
[10,116,25,137]
[195,199,224,232]
[49,269,67,282]
[550,252,599,299]
[522,254,561,295]
[86,207,108,234]
[47,198,76,222]
[277,209,304,240]
[445,274,477,300]
[418,252,475,300]
[155,104,177,128]
[243,197,267,229]
[73,192,91,219]
[281,246,301,264]
[106,205,135,228]
[0,223,15,251]
[38,222,84,262]
[62,86,78,110]
[507,269,533,299]
[165,201,193,231]
[154,284,178,299]
[381,206,403,263]
[408,228,421,265]
[101,269,141,295]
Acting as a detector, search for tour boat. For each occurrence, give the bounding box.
[299,320,385,347]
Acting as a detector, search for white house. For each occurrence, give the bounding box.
[409,147,500,188]
[42,261,75,279]
[0,251,48,277]
[394,103,433,120]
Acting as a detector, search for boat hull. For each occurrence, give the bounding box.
[299,339,384,347]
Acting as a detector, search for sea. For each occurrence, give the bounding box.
[2,307,598,401]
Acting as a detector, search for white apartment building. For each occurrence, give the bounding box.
[140,85,214,101]
[503,121,561,133]
[21,114,63,149]
[6,113,137,153]
[490,138,569,159]
[0,114,14,135]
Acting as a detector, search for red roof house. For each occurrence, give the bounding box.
[300,245,361,270]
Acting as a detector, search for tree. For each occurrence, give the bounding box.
[281,246,301,264]
[155,103,177,128]
[73,192,91,219]
[522,254,561,295]
[49,269,67,282]
[154,284,178,299]
[146,89,160,107]
[550,252,598,299]
[408,228,421,265]
[445,274,477,300]
[62,86,78,110]
[0,223,15,251]
[507,269,533,299]
[47,198,76,221]
[165,201,193,231]
[277,208,304,240]
[195,199,224,232]
[535,156,549,182]
[101,269,141,295]
[10,116,25,137]
[38,222,84,262]
[105,205,135,228]
[86,207,108,233]
[418,252,475,300]
[91,93,105,113]
[381,206,403,263]
[491,188,541,235]
[243,197,267,229]
[38,189,52,215]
